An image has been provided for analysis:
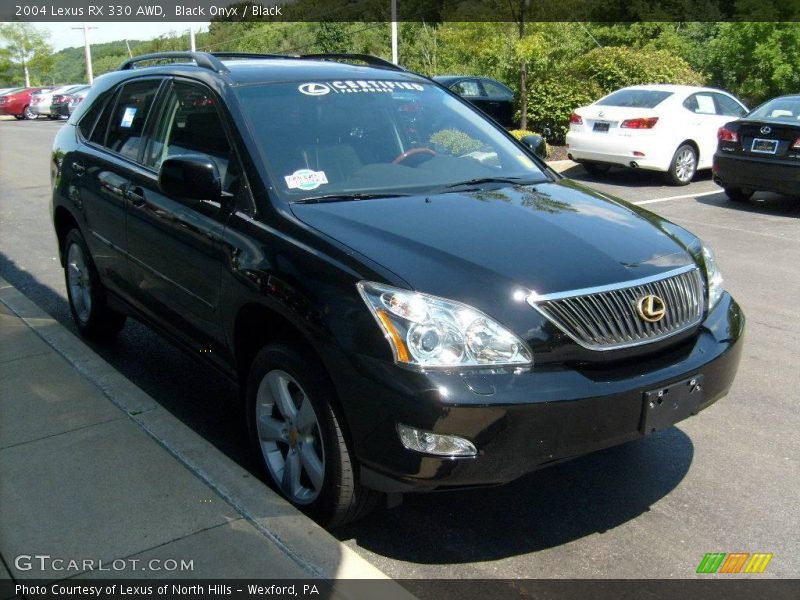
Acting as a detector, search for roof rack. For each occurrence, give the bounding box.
[298,53,404,72]
[119,51,404,74]
[119,52,228,73]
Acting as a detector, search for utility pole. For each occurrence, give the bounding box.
[391,0,398,64]
[72,24,98,84]
[189,26,196,52]
[124,39,133,58]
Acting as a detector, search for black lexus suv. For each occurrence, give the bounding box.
[51,52,744,527]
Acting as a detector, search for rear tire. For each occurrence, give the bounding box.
[246,344,379,528]
[666,144,697,186]
[583,162,612,177]
[22,105,36,120]
[724,187,754,202]
[63,229,126,341]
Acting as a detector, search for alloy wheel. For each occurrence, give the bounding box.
[255,370,325,505]
[66,243,92,324]
[674,148,696,183]
[23,105,36,120]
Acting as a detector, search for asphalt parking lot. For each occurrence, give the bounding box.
[1,118,798,579]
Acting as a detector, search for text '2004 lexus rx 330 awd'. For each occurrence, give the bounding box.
[51,52,744,526]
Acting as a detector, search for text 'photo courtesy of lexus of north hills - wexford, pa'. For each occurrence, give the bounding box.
[50,52,744,527]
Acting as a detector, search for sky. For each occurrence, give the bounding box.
[35,22,211,52]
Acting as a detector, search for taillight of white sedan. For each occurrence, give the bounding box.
[565,85,748,185]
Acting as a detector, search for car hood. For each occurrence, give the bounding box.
[290,179,699,324]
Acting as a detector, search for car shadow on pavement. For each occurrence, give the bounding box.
[561,164,714,188]
[335,426,693,563]
[695,193,800,219]
[0,251,264,477]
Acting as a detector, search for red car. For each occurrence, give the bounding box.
[0,87,52,120]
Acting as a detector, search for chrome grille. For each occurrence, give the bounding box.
[529,267,705,351]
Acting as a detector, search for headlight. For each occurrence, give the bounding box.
[702,244,724,309]
[357,281,533,368]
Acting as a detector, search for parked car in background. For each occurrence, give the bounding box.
[31,85,84,118]
[714,94,800,201]
[51,85,91,118]
[434,75,516,128]
[566,85,748,185]
[0,87,53,120]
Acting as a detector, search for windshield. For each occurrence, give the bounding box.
[236,80,548,201]
[748,96,800,121]
[596,89,673,108]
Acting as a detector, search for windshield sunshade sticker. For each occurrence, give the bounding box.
[285,169,329,191]
[298,81,424,96]
[120,106,137,128]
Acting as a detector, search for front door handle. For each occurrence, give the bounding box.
[126,186,146,208]
[71,161,86,177]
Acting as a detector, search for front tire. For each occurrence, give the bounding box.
[724,187,754,202]
[666,144,697,186]
[22,105,36,120]
[246,344,378,527]
[63,229,126,340]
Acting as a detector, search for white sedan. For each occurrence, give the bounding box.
[565,85,748,185]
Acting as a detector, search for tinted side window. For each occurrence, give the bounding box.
[89,89,119,146]
[451,80,484,97]
[482,80,512,99]
[78,93,109,139]
[714,93,747,117]
[103,79,162,162]
[145,81,241,195]
[683,93,717,115]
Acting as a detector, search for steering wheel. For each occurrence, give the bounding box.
[392,147,437,165]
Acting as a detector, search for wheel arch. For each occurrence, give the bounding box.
[54,205,80,266]
[678,139,701,162]
[232,300,358,448]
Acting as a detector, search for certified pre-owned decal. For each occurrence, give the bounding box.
[298,80,424,96]
[285,169,329,191]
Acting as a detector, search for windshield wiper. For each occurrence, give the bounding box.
[434,176,539,193]
[292,192,411,204]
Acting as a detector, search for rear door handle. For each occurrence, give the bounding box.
[72,161,86,177]
[126,186,146,208]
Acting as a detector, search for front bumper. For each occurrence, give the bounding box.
[714,152,800,196]
[333,293,744,493]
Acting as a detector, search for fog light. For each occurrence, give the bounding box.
[397,424,477,457]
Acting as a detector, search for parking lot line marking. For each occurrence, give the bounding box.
[633,190,722,206]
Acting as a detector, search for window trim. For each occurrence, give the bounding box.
[83,76,168,168]
[142,76,255,214]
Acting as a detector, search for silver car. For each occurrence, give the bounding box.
[31,85,83,118]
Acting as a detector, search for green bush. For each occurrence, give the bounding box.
[522,77,601,145]
[429,129,485,155]
[572,46,703,92]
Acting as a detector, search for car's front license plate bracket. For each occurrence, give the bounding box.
[640,375,704,434]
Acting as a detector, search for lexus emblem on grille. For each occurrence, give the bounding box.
[760,125,772,134]
[636,294,666,323]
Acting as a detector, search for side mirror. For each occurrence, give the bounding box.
[519,134,548,160]
[158,154,221,201]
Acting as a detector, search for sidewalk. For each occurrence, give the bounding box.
[0,278,401,592]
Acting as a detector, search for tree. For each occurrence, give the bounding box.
[0,23,52,87]
[705,22,800,106]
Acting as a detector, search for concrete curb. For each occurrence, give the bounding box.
[0,277,405,588]
[545,159,578,173]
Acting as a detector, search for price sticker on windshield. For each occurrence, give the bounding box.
[285,169,329,191]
